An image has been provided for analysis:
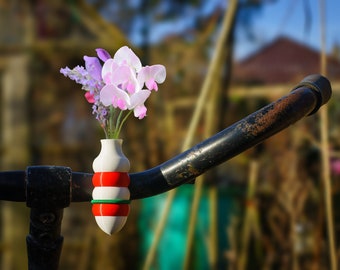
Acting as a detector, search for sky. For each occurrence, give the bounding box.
[97,0,340,61]
[234,0,340,60]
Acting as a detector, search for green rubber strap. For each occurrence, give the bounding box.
[91,199,130,204]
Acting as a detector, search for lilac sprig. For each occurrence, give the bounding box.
[60,59,108,135]
[60,47,166,139]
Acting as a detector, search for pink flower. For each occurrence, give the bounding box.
[133,105,147,119]
[113,46,142,72]
[100,46,166,120]
[85,92,95,103]
[102,59,140,94]
[138,65,166,91]
[100,46,166,121]
[100,84,151,119]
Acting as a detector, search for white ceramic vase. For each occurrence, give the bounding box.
[92,139,131,235]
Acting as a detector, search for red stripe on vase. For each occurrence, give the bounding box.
[92,172,130,187]
[92,203,130,216]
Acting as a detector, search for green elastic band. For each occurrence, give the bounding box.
[91,199,130,204]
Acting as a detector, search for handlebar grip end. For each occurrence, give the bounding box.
[294,74,332,115]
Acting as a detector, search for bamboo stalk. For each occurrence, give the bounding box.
[183,1,238,268]
[183,175,205,270]
[237,160,260,270]
[320,100,336,270]
[142,1,239,268]
[181,0,238,149]
[318,1,337,269]
[142,189,177,270]
[183,74,221,270]
[208,186,218,269]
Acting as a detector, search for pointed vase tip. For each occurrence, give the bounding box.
[95,216,128,235]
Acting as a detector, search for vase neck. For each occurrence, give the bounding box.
[93,139,130,172]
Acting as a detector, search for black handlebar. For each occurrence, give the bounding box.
[0,74,332,202]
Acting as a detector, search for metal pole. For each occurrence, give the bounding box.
[25,166,71,270]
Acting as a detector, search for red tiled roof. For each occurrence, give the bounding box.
[233,36,340,85]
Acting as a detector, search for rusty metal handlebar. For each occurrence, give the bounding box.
[129,74,332,199]
[0,74,333,202]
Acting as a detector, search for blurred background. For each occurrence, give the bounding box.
[1,0,340,269]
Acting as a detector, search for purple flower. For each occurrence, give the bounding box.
[96,48,111,62]
[84,56,102,81]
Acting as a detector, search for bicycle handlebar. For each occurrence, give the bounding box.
[0,74,332,202]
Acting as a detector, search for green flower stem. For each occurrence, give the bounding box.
[108,106,117,139]
[105,106,133,139]
[103,126,109,139]
[115,110,133,139]
[113,110,124,138]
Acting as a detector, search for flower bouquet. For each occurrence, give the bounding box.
[61,46,166,234]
